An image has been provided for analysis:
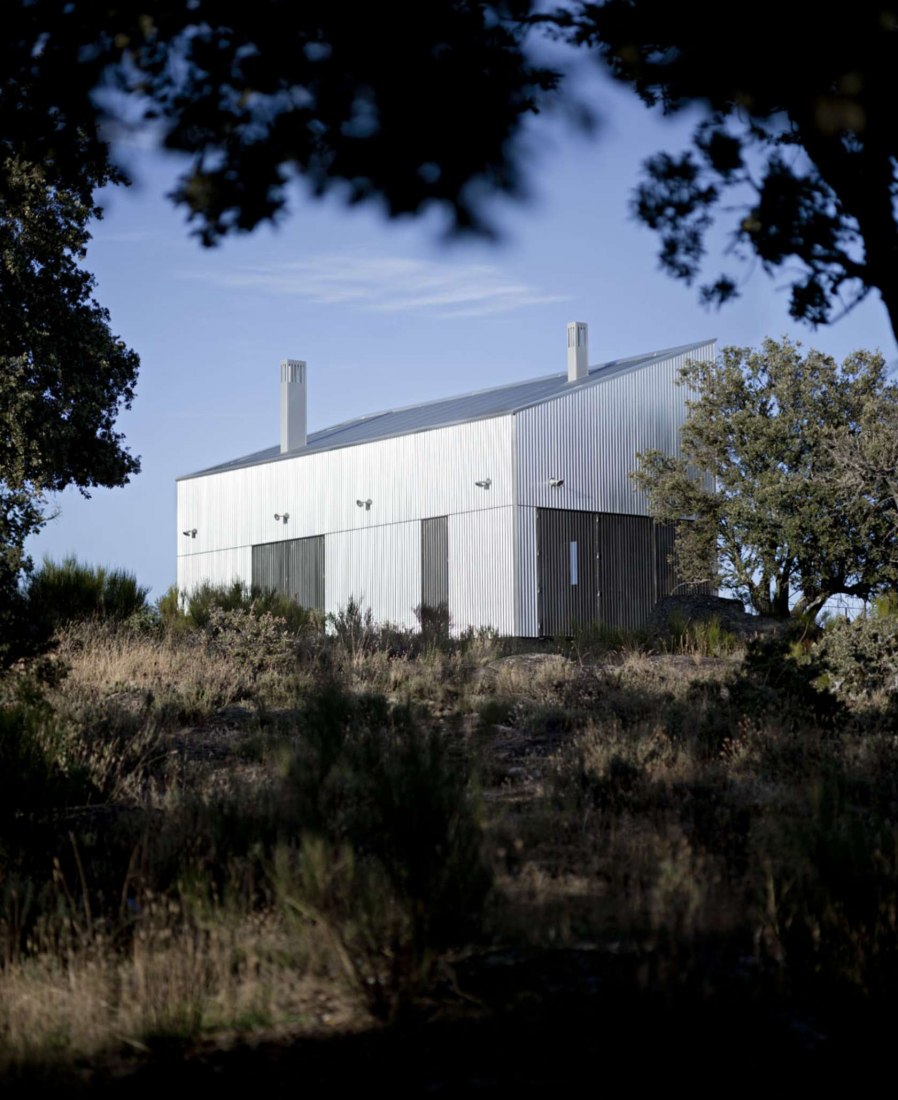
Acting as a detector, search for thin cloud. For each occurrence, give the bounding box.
[180,254,568,317]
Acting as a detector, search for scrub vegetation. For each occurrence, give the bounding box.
[2,567,898,1088]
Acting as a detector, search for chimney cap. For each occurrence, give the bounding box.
[567,321,588,382]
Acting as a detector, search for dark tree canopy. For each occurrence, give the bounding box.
[632,338,898,620]
[561,1,898,337]
[0,145,140,655]
[2,1,559,245]
[7,3,898,336]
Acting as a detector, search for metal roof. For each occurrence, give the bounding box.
[180,339,713,480]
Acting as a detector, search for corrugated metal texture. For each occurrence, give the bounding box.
[176,416,513,559]
[177,547,252,594]
[516,342,717,515]
[251,536,325,610]
[515,507,538,637]
[448,508,515,635]
[184,341,714,479]
[536,510,599,636]
[653,522,712,598]
[326,522,421,629]
[534,510,688,634]
[421,516,449,610]
[654,523,679,601]
[595,513,656,631]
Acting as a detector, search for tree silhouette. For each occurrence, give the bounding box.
[561,1,898,337]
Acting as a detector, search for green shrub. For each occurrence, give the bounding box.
[730,631,843,728]
[0,703,97,862]
[326,595,378,657]
[204,604,297,679]
[26,556,149,631]
[414,602,451,644]
[278,685,490,1010]
[660,611,738,657]
[816,613,898,701]
[170,580,322,635]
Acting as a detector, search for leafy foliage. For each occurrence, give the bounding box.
[632,337,898,618]
[0,148,139,660]
[26,556,149,632]
[1,1,560,245]
[561,1,898,336]
[164,580,322,634]
[816,608,898,701]
[5,2,898,345]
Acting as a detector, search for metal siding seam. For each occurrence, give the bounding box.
[515,349,702,518]
[178,547,252,594]
[515,507,538,637]
[422,516,449,609]
[448,508,514,635]
[325,521,421,629]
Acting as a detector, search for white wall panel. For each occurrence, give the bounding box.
[448,508,515,635]
[326,522,421,630]
[177,547,252,595]
[515,344,715,514]
[514,507,538,637]
[177,416,513,559]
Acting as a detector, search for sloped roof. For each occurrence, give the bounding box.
[180,339,713,480]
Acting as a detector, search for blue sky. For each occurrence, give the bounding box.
[28,68,898,599]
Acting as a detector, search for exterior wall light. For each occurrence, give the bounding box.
[274,513,290,523]
[549,477,565,488]
[475,478,492,489]
[182,528,197,538]
[356,499,372,510]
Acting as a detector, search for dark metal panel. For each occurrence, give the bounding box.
[596,513,655,631]
[536,509,598,636]
[286,535,325,611]
[538,509,688,634]
[654,522,679,601]
[251,541,286,594]
[251,536,325,611]
[421,516,449,611]
[653,522,711,600]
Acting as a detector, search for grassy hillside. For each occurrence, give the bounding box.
[1,595,897,1090]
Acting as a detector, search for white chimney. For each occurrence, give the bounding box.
[567,321,588,383]
[280,359,307,453]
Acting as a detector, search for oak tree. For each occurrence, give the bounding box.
[562,1,898,337]
[631,338,898,619]
[0,147,139,654]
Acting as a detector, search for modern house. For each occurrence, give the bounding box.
[177,324,715,635]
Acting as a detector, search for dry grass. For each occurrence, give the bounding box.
[3,616,898,1081]
[0,905,364,1070]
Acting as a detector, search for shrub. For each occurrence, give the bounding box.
[168,580,323,635]
[660,611,739,657]
[26,556,149,631]
[816,613,898,701]
[204,604,297,679]
[327,596,378,659]
[279,685,491,1012]
[414,602,451,644]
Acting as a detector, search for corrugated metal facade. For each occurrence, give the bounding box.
[448,507,515,635]
[536,509,600,636]
[178,416,512,561]
[421,516,449,610]
[177,342,713,635]
[515,507,538,637]
[536,510,688,634]
[177,547,252,594]
[594,512,657,631]
[251,536,325,611]
[515,343,715,514]
[326,522,421,629]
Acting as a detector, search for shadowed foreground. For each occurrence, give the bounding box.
[2,604,897,1091]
